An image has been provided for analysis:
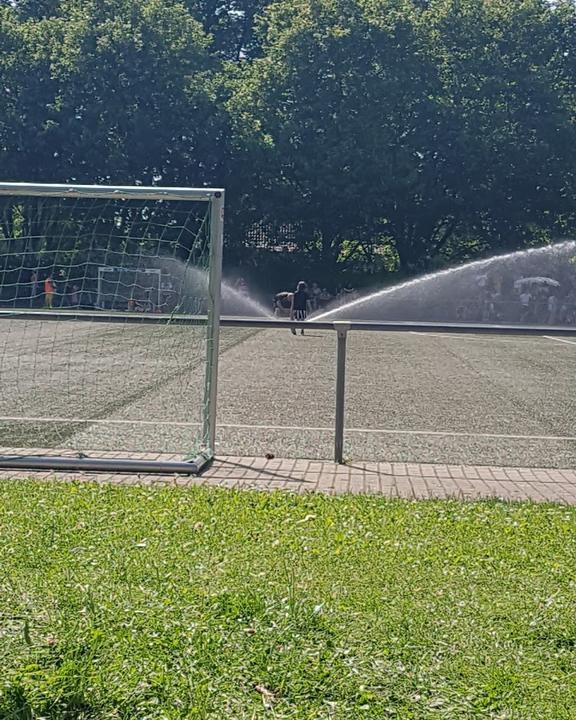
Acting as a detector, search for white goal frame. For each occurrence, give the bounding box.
[96,267,162,311]
[0,182,225,474]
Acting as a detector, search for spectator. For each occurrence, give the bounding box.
[318,288,332,309]
[341,283,358,303]
[144,287,155,312]
[548,293,559,325]
[310,281,322,311]
[44,275,55,309]
[29,271,39,307]
[519,289,531,322]
[560,289,575,324]
[533,286,545,323]
[54,272,68,307]
[69,284,81,308]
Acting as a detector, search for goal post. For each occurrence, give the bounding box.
[204,190,224,455]
[0,182,225,474]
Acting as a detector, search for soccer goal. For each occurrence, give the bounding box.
[96,266,162,311]
[0,182,224,474]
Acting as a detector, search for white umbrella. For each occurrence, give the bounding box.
[514,277,560,289]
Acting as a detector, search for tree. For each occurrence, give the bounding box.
[0,0,237,279]
[0,0,61,18]
[231,0,451,274]
[182,0,269,60]
[425,0,576,260]
[231,0,576,276]
[0,6,61,181]
[1,0,575,284]
[0,0,231,186]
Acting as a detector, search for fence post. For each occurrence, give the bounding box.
[334,321,350,464]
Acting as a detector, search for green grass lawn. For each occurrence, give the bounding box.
[0,482,575,719]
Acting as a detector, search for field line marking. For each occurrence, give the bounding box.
[410,332,478,342]
[1,414,576,443]
[0,414,196,427]
[544,335,576,347]
[410,332,545,345]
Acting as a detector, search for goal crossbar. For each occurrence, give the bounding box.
[0,182,223,202]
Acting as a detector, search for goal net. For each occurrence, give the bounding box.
[0,183,224,473]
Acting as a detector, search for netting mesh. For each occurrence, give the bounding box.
[0,190,220,458]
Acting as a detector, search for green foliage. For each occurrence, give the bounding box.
[233,0,441,271]
[0,0,62,18]
[0,0,575,283]
[231,0,576,275]
[27,0,224,185]
[426,0,576,255]
[182,0,269,60]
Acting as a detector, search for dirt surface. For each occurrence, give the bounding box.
[1,318,576,467]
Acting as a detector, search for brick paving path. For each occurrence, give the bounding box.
[0,448,575,503]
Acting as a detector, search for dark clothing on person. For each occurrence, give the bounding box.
[292,289,308,313]
[291,288,308,335]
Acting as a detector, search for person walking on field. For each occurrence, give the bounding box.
[44,274,55,309]
[290,280,309,335]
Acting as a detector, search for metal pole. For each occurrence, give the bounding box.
[0,182,222,202]
[0,453,209,475]
[202,191,225,456]
[5,310,576,338]
[334,321,350,464]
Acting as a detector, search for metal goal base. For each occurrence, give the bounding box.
[0,453,212,475]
